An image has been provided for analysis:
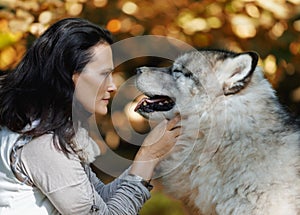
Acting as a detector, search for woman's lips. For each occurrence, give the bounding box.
[101,98,110,103]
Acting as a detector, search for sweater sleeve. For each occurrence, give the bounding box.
[85,165,151,204]
[19,134,150,215]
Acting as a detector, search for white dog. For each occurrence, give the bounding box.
[135,49,300,215]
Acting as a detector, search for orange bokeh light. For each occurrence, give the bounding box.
[106,19,121,33]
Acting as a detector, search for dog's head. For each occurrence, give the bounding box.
[134,49,259,120]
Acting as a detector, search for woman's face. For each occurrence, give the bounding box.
[72,43,116,115]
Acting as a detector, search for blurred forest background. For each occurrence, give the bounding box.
[1,0,300,214]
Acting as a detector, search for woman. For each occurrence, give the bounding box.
[0,18,181,214]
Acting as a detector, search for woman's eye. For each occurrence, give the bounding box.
[101,71,112,77]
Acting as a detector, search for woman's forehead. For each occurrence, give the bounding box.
[83,44,113,72]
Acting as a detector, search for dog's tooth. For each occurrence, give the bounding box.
[164,100,169,103]
[143,101,147,106]
[159,102,163,105]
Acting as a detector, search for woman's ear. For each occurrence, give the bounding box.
[72,73,79,85]
[222,51,258,95]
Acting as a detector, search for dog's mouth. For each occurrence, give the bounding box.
[134,95,175,113]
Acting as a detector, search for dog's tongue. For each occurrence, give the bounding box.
[134,97,147,112]
[134,96,168,112]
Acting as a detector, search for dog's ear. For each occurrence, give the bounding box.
[222,51,258,95]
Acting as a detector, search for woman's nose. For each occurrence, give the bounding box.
[107,75,117,92]
[108,83,116,92]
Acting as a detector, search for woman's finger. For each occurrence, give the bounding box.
[166,114,181,130]
[172,127,181,137]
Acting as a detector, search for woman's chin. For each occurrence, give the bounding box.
[95,106,108,116]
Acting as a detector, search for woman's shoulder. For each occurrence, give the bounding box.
[22,133,77,161]
[24,133,55,152]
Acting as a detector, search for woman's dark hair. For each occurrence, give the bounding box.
[0,18,113,154]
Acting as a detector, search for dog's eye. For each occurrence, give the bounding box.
[173,68,193,80]
[172,69,183,79]
[173,69,182,73]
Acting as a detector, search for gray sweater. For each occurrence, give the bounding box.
[14,132,150,214]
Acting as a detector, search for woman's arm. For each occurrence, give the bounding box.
[19,134,150,215]
[89,115,181,201]
[19,115,180,214]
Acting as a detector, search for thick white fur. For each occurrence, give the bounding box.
[136,50,300,215]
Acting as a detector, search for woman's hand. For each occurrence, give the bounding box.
[129,115,181,180]
[138,115,181,161]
